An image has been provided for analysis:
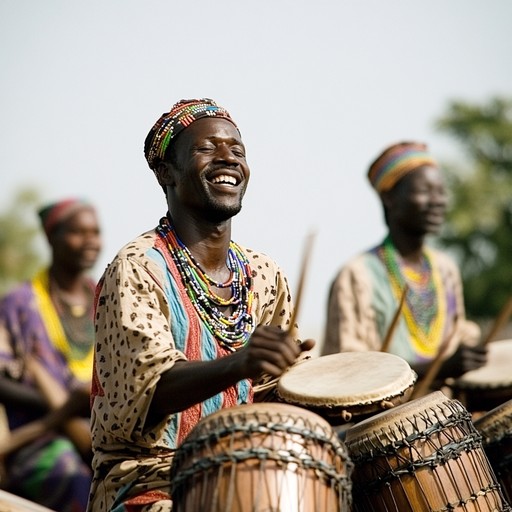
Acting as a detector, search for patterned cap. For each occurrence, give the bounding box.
[144,98,238,171]
[367,141,439,194]
[38,198,94,237]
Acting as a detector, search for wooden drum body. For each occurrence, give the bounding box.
[345,391,510,512]
[451,339,512,413]
[170,402,353,512]
[475,399,512,505]
[276,352,417,424]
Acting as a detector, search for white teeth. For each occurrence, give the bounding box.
[211,175,237,185]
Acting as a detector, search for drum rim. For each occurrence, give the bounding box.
[345,390,461,443]
[182,402,335,432]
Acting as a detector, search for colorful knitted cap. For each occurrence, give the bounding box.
[144,98,238,172]
[38,198,94,237]
[367,141,439,194]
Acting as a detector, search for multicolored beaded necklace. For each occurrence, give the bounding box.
[157,216,254,351]
[378,236,447,357]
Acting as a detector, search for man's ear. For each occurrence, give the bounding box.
[155,161,175,188]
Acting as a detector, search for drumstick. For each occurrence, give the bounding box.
[288,230,316,337]
[380,284,409,353]
[410,319,458,400]
[481,296,512,347]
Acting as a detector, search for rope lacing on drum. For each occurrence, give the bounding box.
[171,445,347,489]
[434,484,511,512]
[346,399,504,504]
[348,400,478,465]
[170,409,354,501]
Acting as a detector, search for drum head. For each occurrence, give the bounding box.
[276,352,417,420]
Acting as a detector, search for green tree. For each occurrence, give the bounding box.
[436,97,512,319]
[0,188,46,296]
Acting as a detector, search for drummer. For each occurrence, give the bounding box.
[323,141,487,385]
[87,98,315,511]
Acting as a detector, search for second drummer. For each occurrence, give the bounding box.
[323,141,487,384]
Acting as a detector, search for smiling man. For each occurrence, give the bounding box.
[322,141,487,384]
[87,99,314,511]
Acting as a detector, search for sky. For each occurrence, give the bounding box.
[1,1,512,348]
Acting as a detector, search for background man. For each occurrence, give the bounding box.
[323,141,486,384]
[0,198,101,511]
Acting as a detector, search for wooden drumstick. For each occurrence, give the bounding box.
[380,285,409,353]
[481,296,512,347]
[288,231,316,338]
[25,356,92,459]
[255,232,315,401]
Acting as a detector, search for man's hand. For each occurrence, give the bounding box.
[440,344,488,379]
[235,325,315,379]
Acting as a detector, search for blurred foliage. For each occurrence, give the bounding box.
[0,188,46,296]
[436,97,512,319]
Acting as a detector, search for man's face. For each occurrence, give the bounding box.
[384,165,448,236]
[163,117,250,223]
[50,208,102,272]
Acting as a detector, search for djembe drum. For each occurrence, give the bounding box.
[474,399,512,504]
[451,339,512,413]
[170,402,353,512]
[276,352,417,424]
[345,391,510,511]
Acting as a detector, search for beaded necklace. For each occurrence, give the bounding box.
[51,288,95,358]
[157,216,254,351]
[378,237,447,357]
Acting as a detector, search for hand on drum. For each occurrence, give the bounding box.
[440,343,488,379]
[237,325,315,379]
[148,328,314,422]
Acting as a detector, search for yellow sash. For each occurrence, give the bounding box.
[31,270,94,382]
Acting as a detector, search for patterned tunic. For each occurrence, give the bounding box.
[88,229,295,511]
[323,243,480,363]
